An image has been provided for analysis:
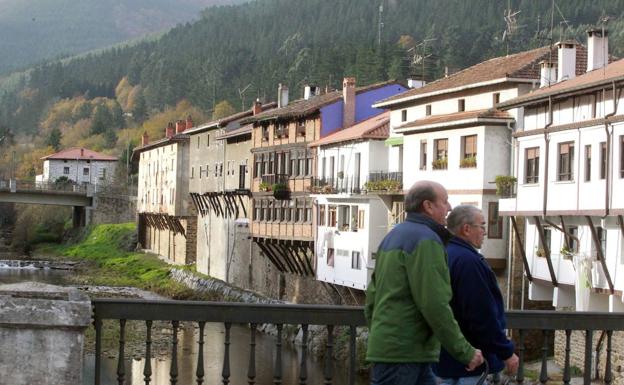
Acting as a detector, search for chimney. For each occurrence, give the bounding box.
[252,99,263,115]
[587,28,609,72]
[80,148,84,157]
[539,60,556,88]
[342,77,356,129]
[304,85,319,100]
[141,131,149,146]
[176,120,186,134]
[185,115,194,130]
[556,41,577,82]
[165,122,175,138]
[407,78,426,89]
[277,83,289,108]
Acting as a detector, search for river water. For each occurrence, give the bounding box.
[0,262,368,385]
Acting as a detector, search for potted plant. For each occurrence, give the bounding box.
[560,246,575,260]
[272,182,290,199]
[258,181,271,192]
[322,184,336,194]
[337,171,344,179]
[460,156,477,168]
[431,157,448,170]
[535,248,546,258]
[495,175,517,197]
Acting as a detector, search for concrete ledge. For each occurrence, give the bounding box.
[0,282,91,385]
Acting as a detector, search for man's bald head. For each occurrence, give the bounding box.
[405,180,451,225]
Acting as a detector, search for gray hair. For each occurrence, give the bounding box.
[447,205,482,234]
[404,181,437,213]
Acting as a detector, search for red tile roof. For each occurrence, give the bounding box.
[498,57,624,109]
[309,112,389,147]
[395,109,512,132]
[41,147,117,161]
[245,81,403,123]
[376,45,589,107]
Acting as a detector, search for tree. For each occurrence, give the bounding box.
[46,128,62,151]
[212,100,236,120]
[131,92,148,123]
[90,104,113,135]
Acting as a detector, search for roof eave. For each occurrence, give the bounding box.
[374,77,536,108]
[395,117,514,133]
[498,75,624,110]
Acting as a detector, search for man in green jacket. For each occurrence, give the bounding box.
[366,181,483,385]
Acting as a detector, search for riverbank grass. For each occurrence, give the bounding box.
[37,223,215,300]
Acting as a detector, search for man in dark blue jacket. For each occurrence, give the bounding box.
[434,205,518,385]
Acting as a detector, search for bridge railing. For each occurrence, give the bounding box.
[0,179,89,194]
[92,299,623,385]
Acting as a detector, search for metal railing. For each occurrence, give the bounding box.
[260,173,289,186]
[0,179,89,194]
[92,299,624,385]
[309,176,362,194]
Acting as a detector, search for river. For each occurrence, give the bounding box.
[0,262,368,385]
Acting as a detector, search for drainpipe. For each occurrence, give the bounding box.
[505,120,516,310]
[542,96,553,217]
[603,81,618,217]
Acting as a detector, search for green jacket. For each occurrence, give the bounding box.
[365,213,475,364]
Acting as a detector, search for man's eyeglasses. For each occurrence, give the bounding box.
[469,223,487,231]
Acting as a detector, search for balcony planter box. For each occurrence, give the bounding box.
[460,156,477,168]
[258,182,272,192]
[431,158,448,170]
[272,183,290,200]
[495,175,517,197]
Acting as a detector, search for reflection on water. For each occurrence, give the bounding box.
[0,264,69,285]
[84,323,368,385]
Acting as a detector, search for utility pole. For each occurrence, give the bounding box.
[377,2,384,48]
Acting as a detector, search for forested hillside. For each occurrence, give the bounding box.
[0,0,623,181]
[0,0,241,74]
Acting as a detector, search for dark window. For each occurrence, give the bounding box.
[433,138,448,169]
[568,226,579,252]
[296,119,306,137]
[557,142,574,181]
[584,145,591,182]
[262,125,269,141]
[319,205,326,226]
[493,93,500,106]
[83,167,89,176]
[461,135,477,168]
[525,147,540,183]
[327,248,335,266]
[425,105,431,116]
[458,99,465,112]
[401,109,407,122]
[487,202,503,239]
[600,141,607,179]
[420,140,427,170]
[63,167,70,175]
[351,251,361,270]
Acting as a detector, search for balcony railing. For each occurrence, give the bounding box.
[92,299,623,385]
[365,171,403,193]
[260,174,289,186]
[309,176,362,194]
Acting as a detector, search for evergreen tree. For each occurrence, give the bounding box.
[46,128,62,151]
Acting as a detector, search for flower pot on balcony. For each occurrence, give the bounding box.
[272,183,290,200]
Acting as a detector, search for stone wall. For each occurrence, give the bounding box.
[89,193,137,225]
[140,216,197,265]
[554,330,624,385]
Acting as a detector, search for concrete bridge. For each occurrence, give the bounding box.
[0,179,93,227]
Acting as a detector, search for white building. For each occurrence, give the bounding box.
[373,45,588,273]
[498,30,624,312]
[310,112,395,290]
[133,119,196,265]
[38,147,117,185]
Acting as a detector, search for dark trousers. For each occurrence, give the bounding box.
[371,363,437,385]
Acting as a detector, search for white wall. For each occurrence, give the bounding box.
[44,159,117,185]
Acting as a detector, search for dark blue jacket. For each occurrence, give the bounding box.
[433,237,514,377]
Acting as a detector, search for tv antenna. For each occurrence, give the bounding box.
[502,0,521,55]
[238,83,252,111]
[409,37,436,81]
[377,2,384,47]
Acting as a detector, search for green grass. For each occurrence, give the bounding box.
[37,223,219,300]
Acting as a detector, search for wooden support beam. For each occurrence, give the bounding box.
[534,216,557,286]
[585,216,614,294]
[255,240,286,273]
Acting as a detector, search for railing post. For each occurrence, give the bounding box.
[584,330,593,385]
